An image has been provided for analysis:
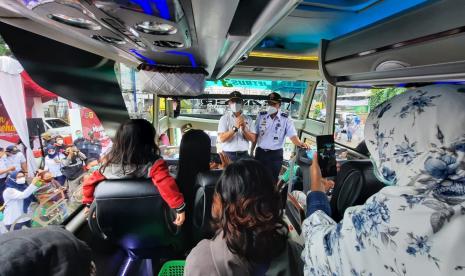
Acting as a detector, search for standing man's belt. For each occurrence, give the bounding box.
[224,151,248,155]
[257,147,282,152]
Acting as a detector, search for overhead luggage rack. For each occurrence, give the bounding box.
[318,0,465,87]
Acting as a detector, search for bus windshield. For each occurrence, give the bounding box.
[178,79,308,119]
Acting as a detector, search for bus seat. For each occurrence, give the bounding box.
[296,147,312,194]
[330,160,385,222]
[88,179,183,275]
[193,170,222,242]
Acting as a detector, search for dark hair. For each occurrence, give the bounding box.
[102,119,160,174]
[213,159,288,264]
[176,129,211,207]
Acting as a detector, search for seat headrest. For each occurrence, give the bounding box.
[192,170,222,242]
[195,170,222,188]
[88,179,182,254]
[330,160,385,222]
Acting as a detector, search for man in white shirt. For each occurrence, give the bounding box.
[5,145,27,173]
[218,91,257,161]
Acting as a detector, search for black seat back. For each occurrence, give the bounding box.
[88,179,182,256]
[330,160,385,222]
[193,170,222,242]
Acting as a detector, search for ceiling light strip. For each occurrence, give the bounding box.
[130,49,157,65]
[249,52,318,61]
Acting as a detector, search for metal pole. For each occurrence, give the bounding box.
[131,68,137,113]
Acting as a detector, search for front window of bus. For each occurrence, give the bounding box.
[175,79,309,159]
[115,63,310,160]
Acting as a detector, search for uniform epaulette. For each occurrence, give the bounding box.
[280,112,289,118]
[259,111,267,115]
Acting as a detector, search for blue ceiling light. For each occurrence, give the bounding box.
[166,51,197,67]
[129,0,171,20]
[262,0,429,53]
[153,0,171,21]
[130,0,154,15]
[130,49,157,65]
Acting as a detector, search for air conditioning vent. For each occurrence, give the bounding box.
[48,14,101,30]
[135,21,177,35]
[91,35,126,45]
[153,40,184,48]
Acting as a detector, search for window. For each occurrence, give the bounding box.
[179,78,309,119]
[0,36,115,233]
[45,118,69,128]
[335,87,407,150]
[308,81,329,122]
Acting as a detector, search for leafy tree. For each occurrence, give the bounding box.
[368,87,406,110]
[0,36,11,56]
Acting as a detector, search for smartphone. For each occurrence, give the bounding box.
[316,135,337,177]
[210,153,221,164]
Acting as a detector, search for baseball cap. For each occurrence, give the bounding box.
[5,145,19,153]
[228,91,243,102]
[41,132,52,140]
[267,92,282,104]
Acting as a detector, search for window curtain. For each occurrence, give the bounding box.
[0,56,37,176]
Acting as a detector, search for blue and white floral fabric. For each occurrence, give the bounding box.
[302,85,465,275]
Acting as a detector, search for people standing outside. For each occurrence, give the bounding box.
[54,136,67,154]
[5,145,27,174]
[255,92,308,182]
[73,130,87,156]
[44,145,66,186]
[61,146,86,199]
[86,131,102,161]
[2,171,42,231]
[41,132,55,147]
[345,114,354,142]
[0,148,16,206]
[218,91,256,161]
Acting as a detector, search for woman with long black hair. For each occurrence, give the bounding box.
[176,129,211,211]
[82,119,186,226]
[185,159,303,275]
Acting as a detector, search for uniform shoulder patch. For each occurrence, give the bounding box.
[259,111,267,115]
[280,112,289,118]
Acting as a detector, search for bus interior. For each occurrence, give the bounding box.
[0,0,464,275]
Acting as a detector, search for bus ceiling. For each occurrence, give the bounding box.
[0,22,129,134]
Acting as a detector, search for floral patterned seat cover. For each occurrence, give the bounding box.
[302,85,465,276]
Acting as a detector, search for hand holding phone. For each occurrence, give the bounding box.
[316,135,337,177]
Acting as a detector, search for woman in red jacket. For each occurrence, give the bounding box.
[82,119,186,226]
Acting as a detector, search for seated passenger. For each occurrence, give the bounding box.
[177,129,212,211]
[185,159,303,276]
[82,119,186,226]
[302,85,465,275]
[2,171,42,231]
[0,226,95,276]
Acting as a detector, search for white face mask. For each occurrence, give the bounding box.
[16,177,26,184]
[56,140,64,145]
[230,103,242,113]
[267,106,278,115]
